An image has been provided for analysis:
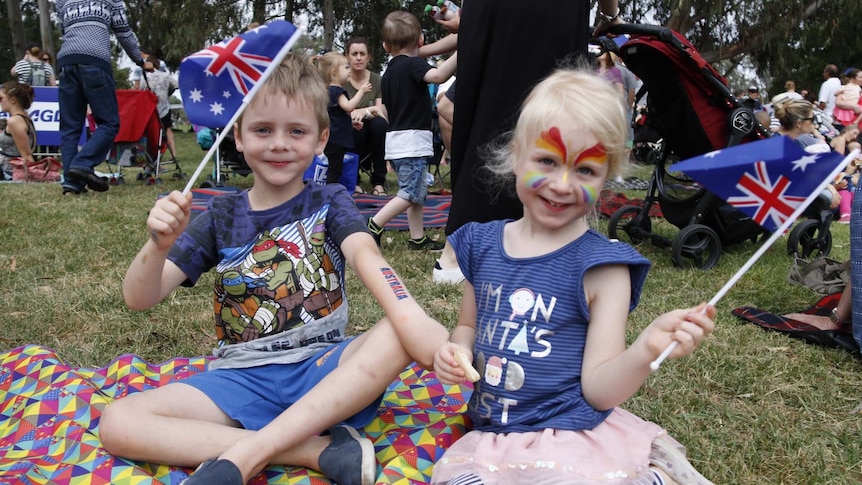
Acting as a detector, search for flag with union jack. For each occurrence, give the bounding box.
[669,135,846,232]
[179,20,300,128]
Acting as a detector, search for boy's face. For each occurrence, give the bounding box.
[235,94,328,195]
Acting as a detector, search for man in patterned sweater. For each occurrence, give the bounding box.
[55,0,144,195]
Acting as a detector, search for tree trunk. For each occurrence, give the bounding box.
[37,0,54,58]
[283,0,294,22]
[252,0,266,24]
[5,0,27,58]
[323,0,333,51]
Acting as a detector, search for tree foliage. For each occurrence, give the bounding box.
[622,0,862,95]
[125,0,245,70]
[2,0,860,98]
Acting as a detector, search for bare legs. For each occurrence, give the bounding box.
[100,317,412,482]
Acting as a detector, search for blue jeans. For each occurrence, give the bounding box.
[851,181,862,349]
[391,157,428,205]
[58,64,119,190]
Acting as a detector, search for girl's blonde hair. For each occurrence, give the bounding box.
[312,51,346,85]
[237,53,329,132]
[485,68,628,186]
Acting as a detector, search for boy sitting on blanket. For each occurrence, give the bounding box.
[99,54,450,485]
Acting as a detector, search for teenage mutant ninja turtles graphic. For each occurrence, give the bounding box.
[213,219,343,344]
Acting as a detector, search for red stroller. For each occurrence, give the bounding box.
[102,90,185,184]
[602,24,832,269]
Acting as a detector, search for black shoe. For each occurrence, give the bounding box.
[318,425,376,485]
[180,459,243,485]
[66,168,109,192]
[366,217,383,247]
[408,235,444,251]
[61,186,88,196]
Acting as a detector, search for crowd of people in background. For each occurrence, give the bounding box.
[6,2,862,484]
[731,65,862,225]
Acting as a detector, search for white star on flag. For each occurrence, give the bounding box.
[210,102,224,115]
[791,154,819,172]
[188,88,203,103]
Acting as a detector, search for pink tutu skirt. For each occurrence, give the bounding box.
[431,408,665,485]
[833,106,857,126]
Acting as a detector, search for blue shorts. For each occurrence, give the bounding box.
[181,337,382,431]
[392,157,428,205]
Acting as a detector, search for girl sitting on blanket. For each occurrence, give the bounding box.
[430,68,717,485]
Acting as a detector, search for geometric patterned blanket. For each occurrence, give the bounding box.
[0,345,472,484]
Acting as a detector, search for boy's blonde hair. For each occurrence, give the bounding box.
[313,51,346,85]
[382,11,421,53]
[237,53,329,132]
[487,68,628,183]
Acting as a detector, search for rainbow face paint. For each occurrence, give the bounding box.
[573,143,608,166]
[536,127,567,161]
[535,128,608,184]
[536,128,608,168]
[522,170,549,189]
[581,185,598,205]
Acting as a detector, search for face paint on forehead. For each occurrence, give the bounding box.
[574,143,608,166]
[536,128,607,167]
[536,127,567,162]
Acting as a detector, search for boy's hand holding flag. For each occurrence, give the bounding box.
[650,136,856,370]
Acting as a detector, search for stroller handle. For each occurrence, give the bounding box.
[606,23,674,42]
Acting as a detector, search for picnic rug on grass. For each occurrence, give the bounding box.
[353,194,451,230]
[0,345,472,484]
[732,293,859,354]
[167,184,659,229]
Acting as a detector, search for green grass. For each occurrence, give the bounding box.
[2,131,861,483]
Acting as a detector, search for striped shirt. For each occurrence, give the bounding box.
[451,221,651,433]
[12,60,55,85]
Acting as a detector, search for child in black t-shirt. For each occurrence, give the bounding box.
[315,51,372,186]
[366,10,457,251]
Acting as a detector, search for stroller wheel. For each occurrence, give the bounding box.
[608,205,651,244]
[200,180,216,189]
[787,219,832,259]
[671,224,721,270]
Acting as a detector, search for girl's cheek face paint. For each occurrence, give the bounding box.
[522,170,549,189]
[581,185,598,205]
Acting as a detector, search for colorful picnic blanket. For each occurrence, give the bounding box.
[0,345,472,484]
[353,194,451,230]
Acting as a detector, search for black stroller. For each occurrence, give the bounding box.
[195,127,252,188]
[601,24,833,269]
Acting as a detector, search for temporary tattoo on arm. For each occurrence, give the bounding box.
[380,267,410,300]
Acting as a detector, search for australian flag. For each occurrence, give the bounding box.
[179,20,300,128]
[669,136,847,233]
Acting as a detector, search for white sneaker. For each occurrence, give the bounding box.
[433,260,465,284]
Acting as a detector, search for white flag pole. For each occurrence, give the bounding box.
[181,25,306,195]
[650,148,859,371]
